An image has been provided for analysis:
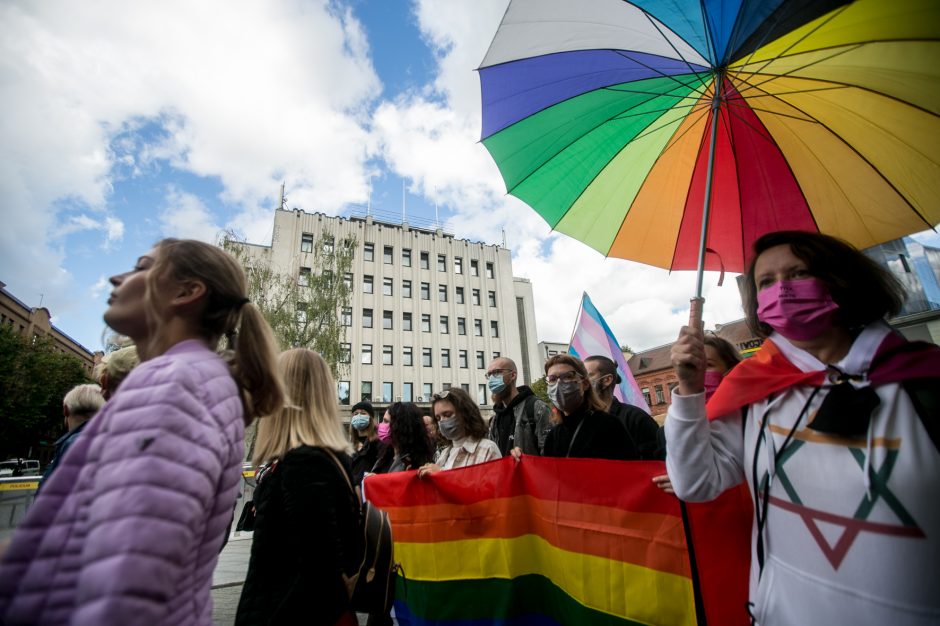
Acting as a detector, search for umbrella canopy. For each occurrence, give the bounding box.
[479,0,940,275]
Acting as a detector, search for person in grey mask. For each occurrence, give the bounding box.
[418,387,501,477]
[541,354,639,461]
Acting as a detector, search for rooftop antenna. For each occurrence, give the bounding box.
[278,181,286,210]
[435,202,440,228]
[501,228,507,248]
[402,179,406,223]
[367,176,372,216]
[38,293,44,309]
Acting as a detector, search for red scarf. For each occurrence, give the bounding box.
[706,331,940,420]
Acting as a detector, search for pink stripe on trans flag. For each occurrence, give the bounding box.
[568,293,650,413]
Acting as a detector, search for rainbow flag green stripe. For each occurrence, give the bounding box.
[394,574,649,626]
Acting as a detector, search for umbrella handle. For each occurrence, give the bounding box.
[689,297,704,330]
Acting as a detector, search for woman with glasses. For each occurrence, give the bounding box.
[370,402,435,474]
[417,388,501,476]
[541,354,640,460]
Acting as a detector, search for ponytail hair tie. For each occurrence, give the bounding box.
[235,297,250,311]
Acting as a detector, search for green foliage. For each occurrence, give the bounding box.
[220,231,355,380]
[620,344,633,354]
[0,325,90,459]
[529,375,550,405]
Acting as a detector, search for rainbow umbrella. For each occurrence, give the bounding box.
[479,0,940,308]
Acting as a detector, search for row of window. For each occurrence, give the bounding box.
[343,345,499,368]
[346,310,499,337]
[337,380,491,406]
[300,232,496,278]
[360,276,497,306]
[641,385,667,406]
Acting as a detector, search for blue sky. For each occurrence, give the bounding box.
[2,0,937,355]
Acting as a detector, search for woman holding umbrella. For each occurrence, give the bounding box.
[666,231,940,625]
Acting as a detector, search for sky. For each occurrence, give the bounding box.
[2,0,937,355]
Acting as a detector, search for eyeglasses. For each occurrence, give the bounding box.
[486,368,513,377]
[546,371,582,384]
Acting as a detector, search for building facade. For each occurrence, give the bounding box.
[237,208,542,415]
[0,281,97,375]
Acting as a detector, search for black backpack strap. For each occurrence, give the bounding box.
[904,379,940,453]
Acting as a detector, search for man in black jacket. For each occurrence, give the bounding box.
[486,357,553,456]
[584,356,663,460]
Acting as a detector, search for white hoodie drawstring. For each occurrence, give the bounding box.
[864,416,875,501]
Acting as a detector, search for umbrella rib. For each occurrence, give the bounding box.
[501,82,703,195]
[603,84,706,101]
[611,50,709,93]
[728,74,936,230]
[727,4,853,88]
[731,43,864,97]
[638,7,712,81]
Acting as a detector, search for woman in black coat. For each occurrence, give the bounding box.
[349,400,387,486]
[236,349,361,626]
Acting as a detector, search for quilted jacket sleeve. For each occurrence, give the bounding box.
[70,375,230,624]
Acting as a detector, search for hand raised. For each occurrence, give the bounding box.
[671,324,705,396]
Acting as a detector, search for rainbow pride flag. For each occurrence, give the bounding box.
[568,293,649,413]
[365,456,750,626]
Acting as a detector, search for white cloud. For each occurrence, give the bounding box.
[0,0,381,320]
[159,188,222,243]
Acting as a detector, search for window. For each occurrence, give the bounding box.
[296,305,307,326]
[420,282,430,300]
[402,280,412,298]
[441,349,451,368]
[421,314,431,332]
[437,254,446,272]
[422,383,433,401]
[403,346,413,366]
[361,381,372,402]
[461,383,470,392]
[338,381,350,405]
[454,257,463,274]
[470,259,479,276]
[343,272,353,290]
[341,307,352,326]
[459,350,468,368]
[383,245,393,264]
[364,242,374,261]
[340,343,351,363]
[478,384,488,405]
[422,348,432,367]
[362,308,373,328]
[403,382,414,402]
[490,321,499,338]
[474,319,483,336]
[655,385,665,404]
[488,291,496,307]
[419,251,430,270]
[486,262,494,278]
[382,382,393,403]
[476,351,485,368]
[455,287,465,304]
[457,317,466,335]
[493,351,501,360]
[361,344,373,364]
[298,267,311,287]
[383,277,393,296]
[402,248,412,267]
[363,275,373,294]
[472,289,480,306]
[301,233,314,253]
[383,345,393,365]
[439,315,449,334]
[383,310,393,330]
[322,269,334,288]
[438,285,447,302]
[402,312,413,331]
[323,236,334,254]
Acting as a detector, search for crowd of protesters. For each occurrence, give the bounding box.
[1,230,937,625]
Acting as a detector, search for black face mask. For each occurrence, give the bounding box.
[809,371,880,438]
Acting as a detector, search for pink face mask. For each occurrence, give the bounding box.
[377,422,392,443]
[703,370,724,401]
[756,278,839,341]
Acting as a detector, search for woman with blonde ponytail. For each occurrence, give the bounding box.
[236,348,360,626]
[0,239,284,626]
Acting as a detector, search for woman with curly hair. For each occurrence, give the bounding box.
[418,387,501,476]
[370,402,435,474]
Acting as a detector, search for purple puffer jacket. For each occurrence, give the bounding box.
[0,340,245,625]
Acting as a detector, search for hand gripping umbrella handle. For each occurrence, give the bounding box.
[689,297,704,331]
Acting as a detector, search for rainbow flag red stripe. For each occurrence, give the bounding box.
[365,456,750,626]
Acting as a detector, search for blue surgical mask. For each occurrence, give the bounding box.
[487,374,507,395]
[351,414,371,430]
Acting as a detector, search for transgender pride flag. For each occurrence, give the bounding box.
[568,292,649,413]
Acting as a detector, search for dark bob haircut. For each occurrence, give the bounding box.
[430,387,488,440]
[743,231,905,337]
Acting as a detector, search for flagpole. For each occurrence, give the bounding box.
[690,71,723,329]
